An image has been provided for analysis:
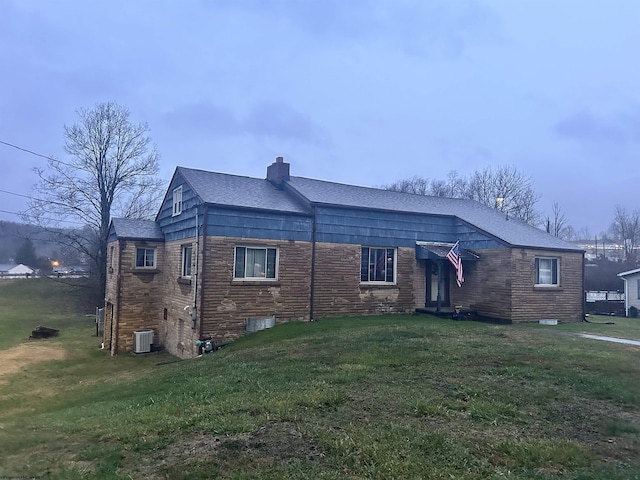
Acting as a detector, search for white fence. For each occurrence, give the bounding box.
[585,291,625,302]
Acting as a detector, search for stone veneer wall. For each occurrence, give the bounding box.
[159,237,201,358]
[198,237,313,343]
[509,248,583,322]
[104,239,164,354]
[448,248,583,323]
[311,244,423,319]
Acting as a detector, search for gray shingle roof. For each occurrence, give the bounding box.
[177,167,309,214]
[111,218,164,240]
[286,176,581,251]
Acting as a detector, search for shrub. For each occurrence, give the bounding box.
[629,306,639,318]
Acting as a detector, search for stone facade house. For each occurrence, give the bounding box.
[103,157,585,358]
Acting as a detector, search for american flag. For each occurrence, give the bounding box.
[446,241,464,287]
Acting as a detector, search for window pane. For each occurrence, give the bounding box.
[183,245,192,277]
[246,248,266,278]
[266,248,277,278]
[361,248,369,282]
[234,247,245,278]
[136,249,145,267]
[386,249,394,282]
[374,249,386,281]
[536,258,557,285]
[145,249,155,267]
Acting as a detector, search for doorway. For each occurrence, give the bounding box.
[426,261,449,307]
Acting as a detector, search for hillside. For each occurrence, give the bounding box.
[0,279,639,479]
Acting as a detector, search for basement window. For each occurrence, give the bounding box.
[535,257,559,286]
[234,246,277,280]
[135,248,156,269]
[172,186,183,216]
[361,247,396,284]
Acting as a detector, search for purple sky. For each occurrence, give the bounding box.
[1,0,639,236]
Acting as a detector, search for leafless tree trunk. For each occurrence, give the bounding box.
[26,102,163,304]
[609,205,640,261]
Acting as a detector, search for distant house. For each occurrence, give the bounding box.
[0,263,35,278]
[617,268,640,316]
[104,157,585,358]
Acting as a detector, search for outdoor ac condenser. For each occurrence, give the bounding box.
[133,329,154,354]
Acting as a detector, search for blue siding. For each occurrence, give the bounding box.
[154,172,503,248]
[205,207,312,241]
[157,176,203,242]
[314,207,504,249]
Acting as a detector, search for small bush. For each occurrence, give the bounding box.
[629,306,639,318]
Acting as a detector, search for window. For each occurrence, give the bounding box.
[182,244,193,278]
[135,248,156,268]
[172,186,183,216]
[234,246,277,280]
[361,247,396,283]
[535,257,558,286]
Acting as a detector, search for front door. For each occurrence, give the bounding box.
[426,261,449,307]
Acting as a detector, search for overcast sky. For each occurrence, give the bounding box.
[1,0,638,236]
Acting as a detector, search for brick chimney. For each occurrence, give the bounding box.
[266,156,290,187]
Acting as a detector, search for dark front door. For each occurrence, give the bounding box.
[426,261,450,307]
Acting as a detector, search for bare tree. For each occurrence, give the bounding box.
[382,176,430,195]
[430,170,467,198]
[383,165,541,225]
[545,202,568,238]
[465,166,540,224]
[26,102,163,304]
[609,205,640,261]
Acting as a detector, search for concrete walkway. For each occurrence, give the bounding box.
[577,334,640,346]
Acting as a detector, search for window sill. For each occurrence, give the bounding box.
[534,285,562,291]
[177,277,192,285]
[360,283,398,288]
[232,280,281,287]
[131,268,159,275]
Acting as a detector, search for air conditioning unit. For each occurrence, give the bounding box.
[133,329,154,354]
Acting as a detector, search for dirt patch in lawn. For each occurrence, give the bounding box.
[127,421,327,478]
[0,344,67,382]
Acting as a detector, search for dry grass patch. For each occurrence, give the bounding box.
[0,343,67,381]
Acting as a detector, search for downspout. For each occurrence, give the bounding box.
[581,250,586,321]
[436,261,442,313]
[198,206,208,340]
[192,207,199,330]
[113,240,124,355]
[309,205,317,321]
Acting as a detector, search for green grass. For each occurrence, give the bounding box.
[1,279,639,479]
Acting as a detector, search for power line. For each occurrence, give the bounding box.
[0,139,75,168]
[0,208,86,226]
[0,189,35,200]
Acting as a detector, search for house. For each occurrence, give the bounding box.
[103,157,585,358]
[617,268,640,317]
[0,263,35,278]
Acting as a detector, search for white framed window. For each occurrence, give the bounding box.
[361,247,396,284]
[182,244,193,278]
[535,257,559,286]
[172,186,183,216]
[135,247,156,268]
[234,246,277,280]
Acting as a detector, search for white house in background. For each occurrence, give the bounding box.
[617,268,640,317]
[0,264,36,278]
